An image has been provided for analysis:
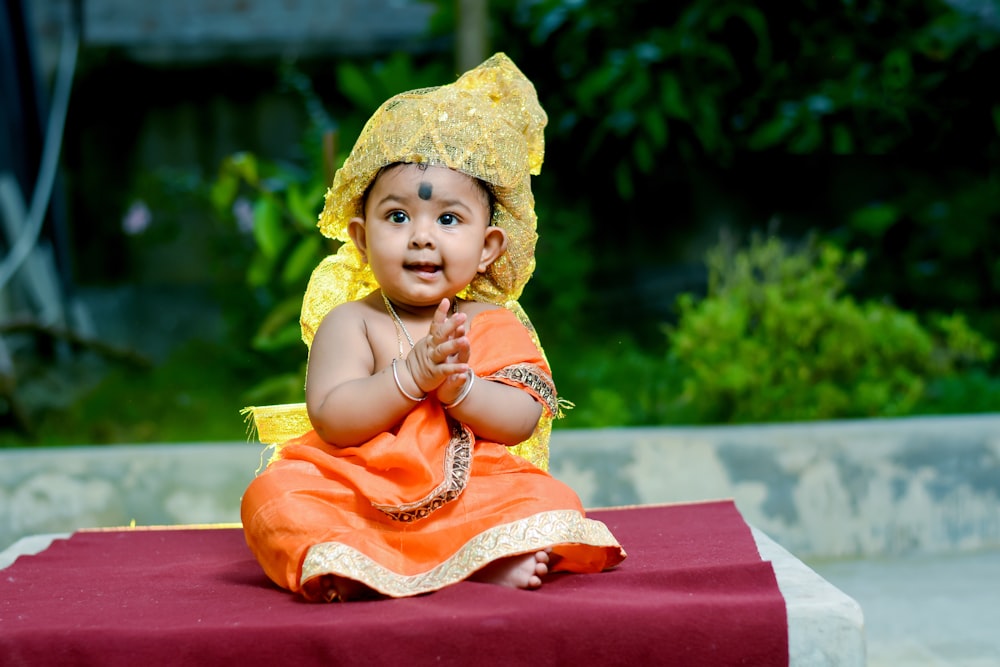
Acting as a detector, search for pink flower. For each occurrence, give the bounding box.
[233,197,254,234]
[122,200,152,235]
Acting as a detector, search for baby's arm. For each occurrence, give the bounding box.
[305,302,436,446]
[443,373,543,445]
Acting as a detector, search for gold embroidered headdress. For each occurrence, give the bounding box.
[246,53,556,469]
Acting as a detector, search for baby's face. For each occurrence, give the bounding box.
[358,164,496,309]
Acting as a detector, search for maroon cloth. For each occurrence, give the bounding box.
[0,500,787,666]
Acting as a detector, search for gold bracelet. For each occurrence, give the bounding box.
[392,358,426,402]
[442,370,475,409]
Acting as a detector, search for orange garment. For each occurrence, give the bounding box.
[241,308,626,600]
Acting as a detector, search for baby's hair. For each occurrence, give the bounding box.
[360,163,497,225]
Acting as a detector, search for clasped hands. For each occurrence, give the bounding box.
[402,299,473,405]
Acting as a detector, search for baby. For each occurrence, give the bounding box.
[241,53,625,601]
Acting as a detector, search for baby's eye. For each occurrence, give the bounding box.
[438,213,459,226]
[389,210,409,224]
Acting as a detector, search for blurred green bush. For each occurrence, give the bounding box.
[665,234,994,423]
[555,233,998,428]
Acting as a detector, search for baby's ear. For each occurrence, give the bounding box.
[347,218,368,262]
[479,226,508,272]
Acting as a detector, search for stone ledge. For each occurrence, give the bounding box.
[2,414,998,558]
[753,527,865,666]
[552,414,1000,559]
[0,442,259,553]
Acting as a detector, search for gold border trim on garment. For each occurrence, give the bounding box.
[299,509,625,600]
[370,420,474,522]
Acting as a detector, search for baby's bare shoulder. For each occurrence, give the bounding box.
[331,298,373,319]
[316,297,379,338]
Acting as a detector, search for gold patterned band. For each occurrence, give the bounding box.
[300,509,624,600]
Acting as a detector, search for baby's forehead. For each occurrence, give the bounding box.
[369,163,492,205]
[375,162,470,183]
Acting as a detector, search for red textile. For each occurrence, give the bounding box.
[0,500,788,666]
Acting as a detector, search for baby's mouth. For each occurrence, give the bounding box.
[406,263,441,275]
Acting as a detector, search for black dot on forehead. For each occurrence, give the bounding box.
[417,181,433,200]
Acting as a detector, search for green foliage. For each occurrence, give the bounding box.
[519,192,595,341]
[664,233,995,423]
[919,370,1000,416]
[461,0,1000,351]
[833,173,1000,339]
[212,150,329,358]
[491,0,999,193]
[208,55,455,404]
[0,340,253,447]
[548,336,693,429]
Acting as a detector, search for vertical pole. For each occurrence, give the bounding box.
[456,0,488,73]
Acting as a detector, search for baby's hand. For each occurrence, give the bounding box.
[405,299,470,395]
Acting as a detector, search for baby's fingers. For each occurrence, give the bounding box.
[436,336,470,362]
[431,310,467,343]
[432,299,451,326]
[438,362,470,379]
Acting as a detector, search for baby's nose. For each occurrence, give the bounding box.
[409,219,437,247]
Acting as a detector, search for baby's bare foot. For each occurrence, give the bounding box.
[316,575,382,602]
[472,549,551,589]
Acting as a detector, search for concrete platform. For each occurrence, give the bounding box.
[2,416,997,664]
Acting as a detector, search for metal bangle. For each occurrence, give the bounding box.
[392,358,426,402]
[442,370,475,409]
